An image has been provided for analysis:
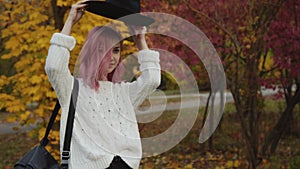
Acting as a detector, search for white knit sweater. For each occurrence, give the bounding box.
[45,33,161,169]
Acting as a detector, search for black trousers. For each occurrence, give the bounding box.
[106,156,133,169]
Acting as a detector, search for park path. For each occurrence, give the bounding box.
[0,122,36,134]
[0,93,212,134]
[0,88,278,134]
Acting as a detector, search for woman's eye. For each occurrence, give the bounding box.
[113,48,120,53]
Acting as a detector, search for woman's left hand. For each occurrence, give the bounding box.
[128,25,146,39]
[127,25,148,50]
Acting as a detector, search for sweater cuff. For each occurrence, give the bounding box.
[137,49,160,63]
[50,33,76,51]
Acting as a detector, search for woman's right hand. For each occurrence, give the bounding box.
[66,1,88,26]
[61,1,88,35]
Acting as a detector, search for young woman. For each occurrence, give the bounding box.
[45,1,161,169]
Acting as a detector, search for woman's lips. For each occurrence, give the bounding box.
[109,63,116,68]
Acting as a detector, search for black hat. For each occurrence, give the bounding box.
[84,0,154,26]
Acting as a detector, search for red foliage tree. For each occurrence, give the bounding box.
[261,0,300,156]
[143,0,299,168]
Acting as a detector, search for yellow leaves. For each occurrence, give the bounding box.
[245,44,251,49]
[36,35,52,50]
[141,154,198,169]
[73,34,86,45]
[259,50,274,72]
[49,130,60,145]
[57,0,74,7]
[207,151,222,161]
[34,104,55,118]
[20,111,31,121]
[242,36,251,44]
[39,126,61,153]
[166,161,180,169]
[46,90,57,99]
[274,71,281,78]
[215,166,226,169]
[18,76,28,83]
[140,147,245,168]
[142,162,155,169]
[204,151,229,167]
[238,26,246,32]
[0,75,9,87]
[29,12,48,22]
[178,154,184,160]
[1,2,55,59]
[3,36,20,56]
[6,116,17,123]
[6,100,26,113]
[0,12,10,23]
[48,147,60,161]
[21,32,30,39]
[122,40,136,55]
[0,94,26,113]
[14,58,31,71]
[0,93,15,103]
[214,160,241,169]
[3,1,13,9]
[38,128,46,140]
[183,163,194,169]
[38,126,61,160]
[224,160,241,168]
[22,85,39,95]
[123,40,135,46]
[1,50,22,59]
[31,75,43,84]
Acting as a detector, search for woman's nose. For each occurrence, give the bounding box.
[111,56,116,62]
[113,55,119,62]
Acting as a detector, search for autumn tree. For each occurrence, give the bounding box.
[144,0,299,168]
[261,0,300,156]
[0,0,129,158]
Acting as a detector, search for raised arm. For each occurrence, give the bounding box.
[129,25,149,51]
[61,1,87,35]
[126,26,161,108]
[45,1,87,106]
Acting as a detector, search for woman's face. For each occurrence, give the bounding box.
[107,43,121,74]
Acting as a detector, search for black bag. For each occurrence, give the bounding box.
[14,78,79,169]
[14,145,60,169]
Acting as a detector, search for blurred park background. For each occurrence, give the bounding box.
[0,0,299,168]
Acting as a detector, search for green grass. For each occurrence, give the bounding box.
[0,98,299,169]
[0,132,37,168]
[138,98,300,168]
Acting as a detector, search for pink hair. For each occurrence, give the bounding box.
[78,26,123,90]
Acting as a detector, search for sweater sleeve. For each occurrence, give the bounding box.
[45,33,76,107]
[127,49,161,109]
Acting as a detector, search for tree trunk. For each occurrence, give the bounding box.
[261,86,300,156]
[51,0,69,30]
[200,91,212,152]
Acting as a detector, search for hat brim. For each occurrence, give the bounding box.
[84,1,154,26]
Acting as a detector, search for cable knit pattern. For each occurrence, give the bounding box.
[45,33,161,169]
[50,33,76,51]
